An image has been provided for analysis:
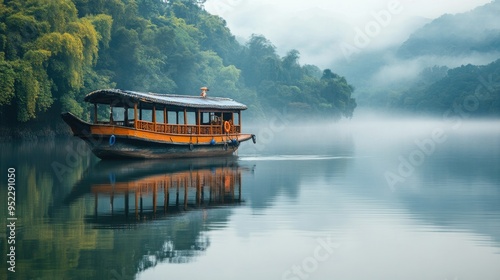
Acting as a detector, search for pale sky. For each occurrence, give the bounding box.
[205,0,493,68]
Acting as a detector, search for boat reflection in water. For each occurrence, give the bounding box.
[86,158,245,226]
[64,157,250,274]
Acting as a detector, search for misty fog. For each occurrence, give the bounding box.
[241,110,500,157]
[2,1,500,279]
[206,0,500,112]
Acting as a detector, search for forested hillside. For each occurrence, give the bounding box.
[0,0,356,134]
[388,60,500,116]
[385,0,500,116]
[349,0,500,116]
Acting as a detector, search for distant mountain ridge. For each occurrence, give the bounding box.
[347,0,500,116]
[398,0,500,58]
[391,59,500,116]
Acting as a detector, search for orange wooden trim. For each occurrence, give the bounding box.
[90,124,252,144]
[152,105,156,123]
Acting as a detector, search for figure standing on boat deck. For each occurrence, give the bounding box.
[200,87,209,98]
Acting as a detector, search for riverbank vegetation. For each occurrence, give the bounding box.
[0,0,356,138]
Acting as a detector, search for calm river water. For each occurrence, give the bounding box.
[1,117,500,280]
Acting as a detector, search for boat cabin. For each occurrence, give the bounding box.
[62,88,254,159]
[85,88,247,136]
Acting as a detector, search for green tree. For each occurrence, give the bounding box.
[0,0,358,130]
[321,69,357,118]
[0,54,15,106]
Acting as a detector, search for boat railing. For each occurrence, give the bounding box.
[136,120,241,135]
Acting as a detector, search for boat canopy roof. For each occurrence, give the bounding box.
[84,89,248,111]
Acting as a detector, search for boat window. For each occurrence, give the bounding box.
[155,109,164,123]
[96,104,113,123]
[186,111,196,125]
[141,110,153,122]
[177,111,184,124]
[167,111,177,124]
[233,112,239,125]
[201,112,211,125]
[112,107,125,121]
[126,108,134,120]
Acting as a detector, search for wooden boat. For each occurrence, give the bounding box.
[61,88,256,159]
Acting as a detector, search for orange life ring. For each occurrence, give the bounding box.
[224,121,231,133]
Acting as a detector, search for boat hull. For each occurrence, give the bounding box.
[82,134,238,159]
[61,112,254,160]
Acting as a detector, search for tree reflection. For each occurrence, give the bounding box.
[68,157,251,277]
